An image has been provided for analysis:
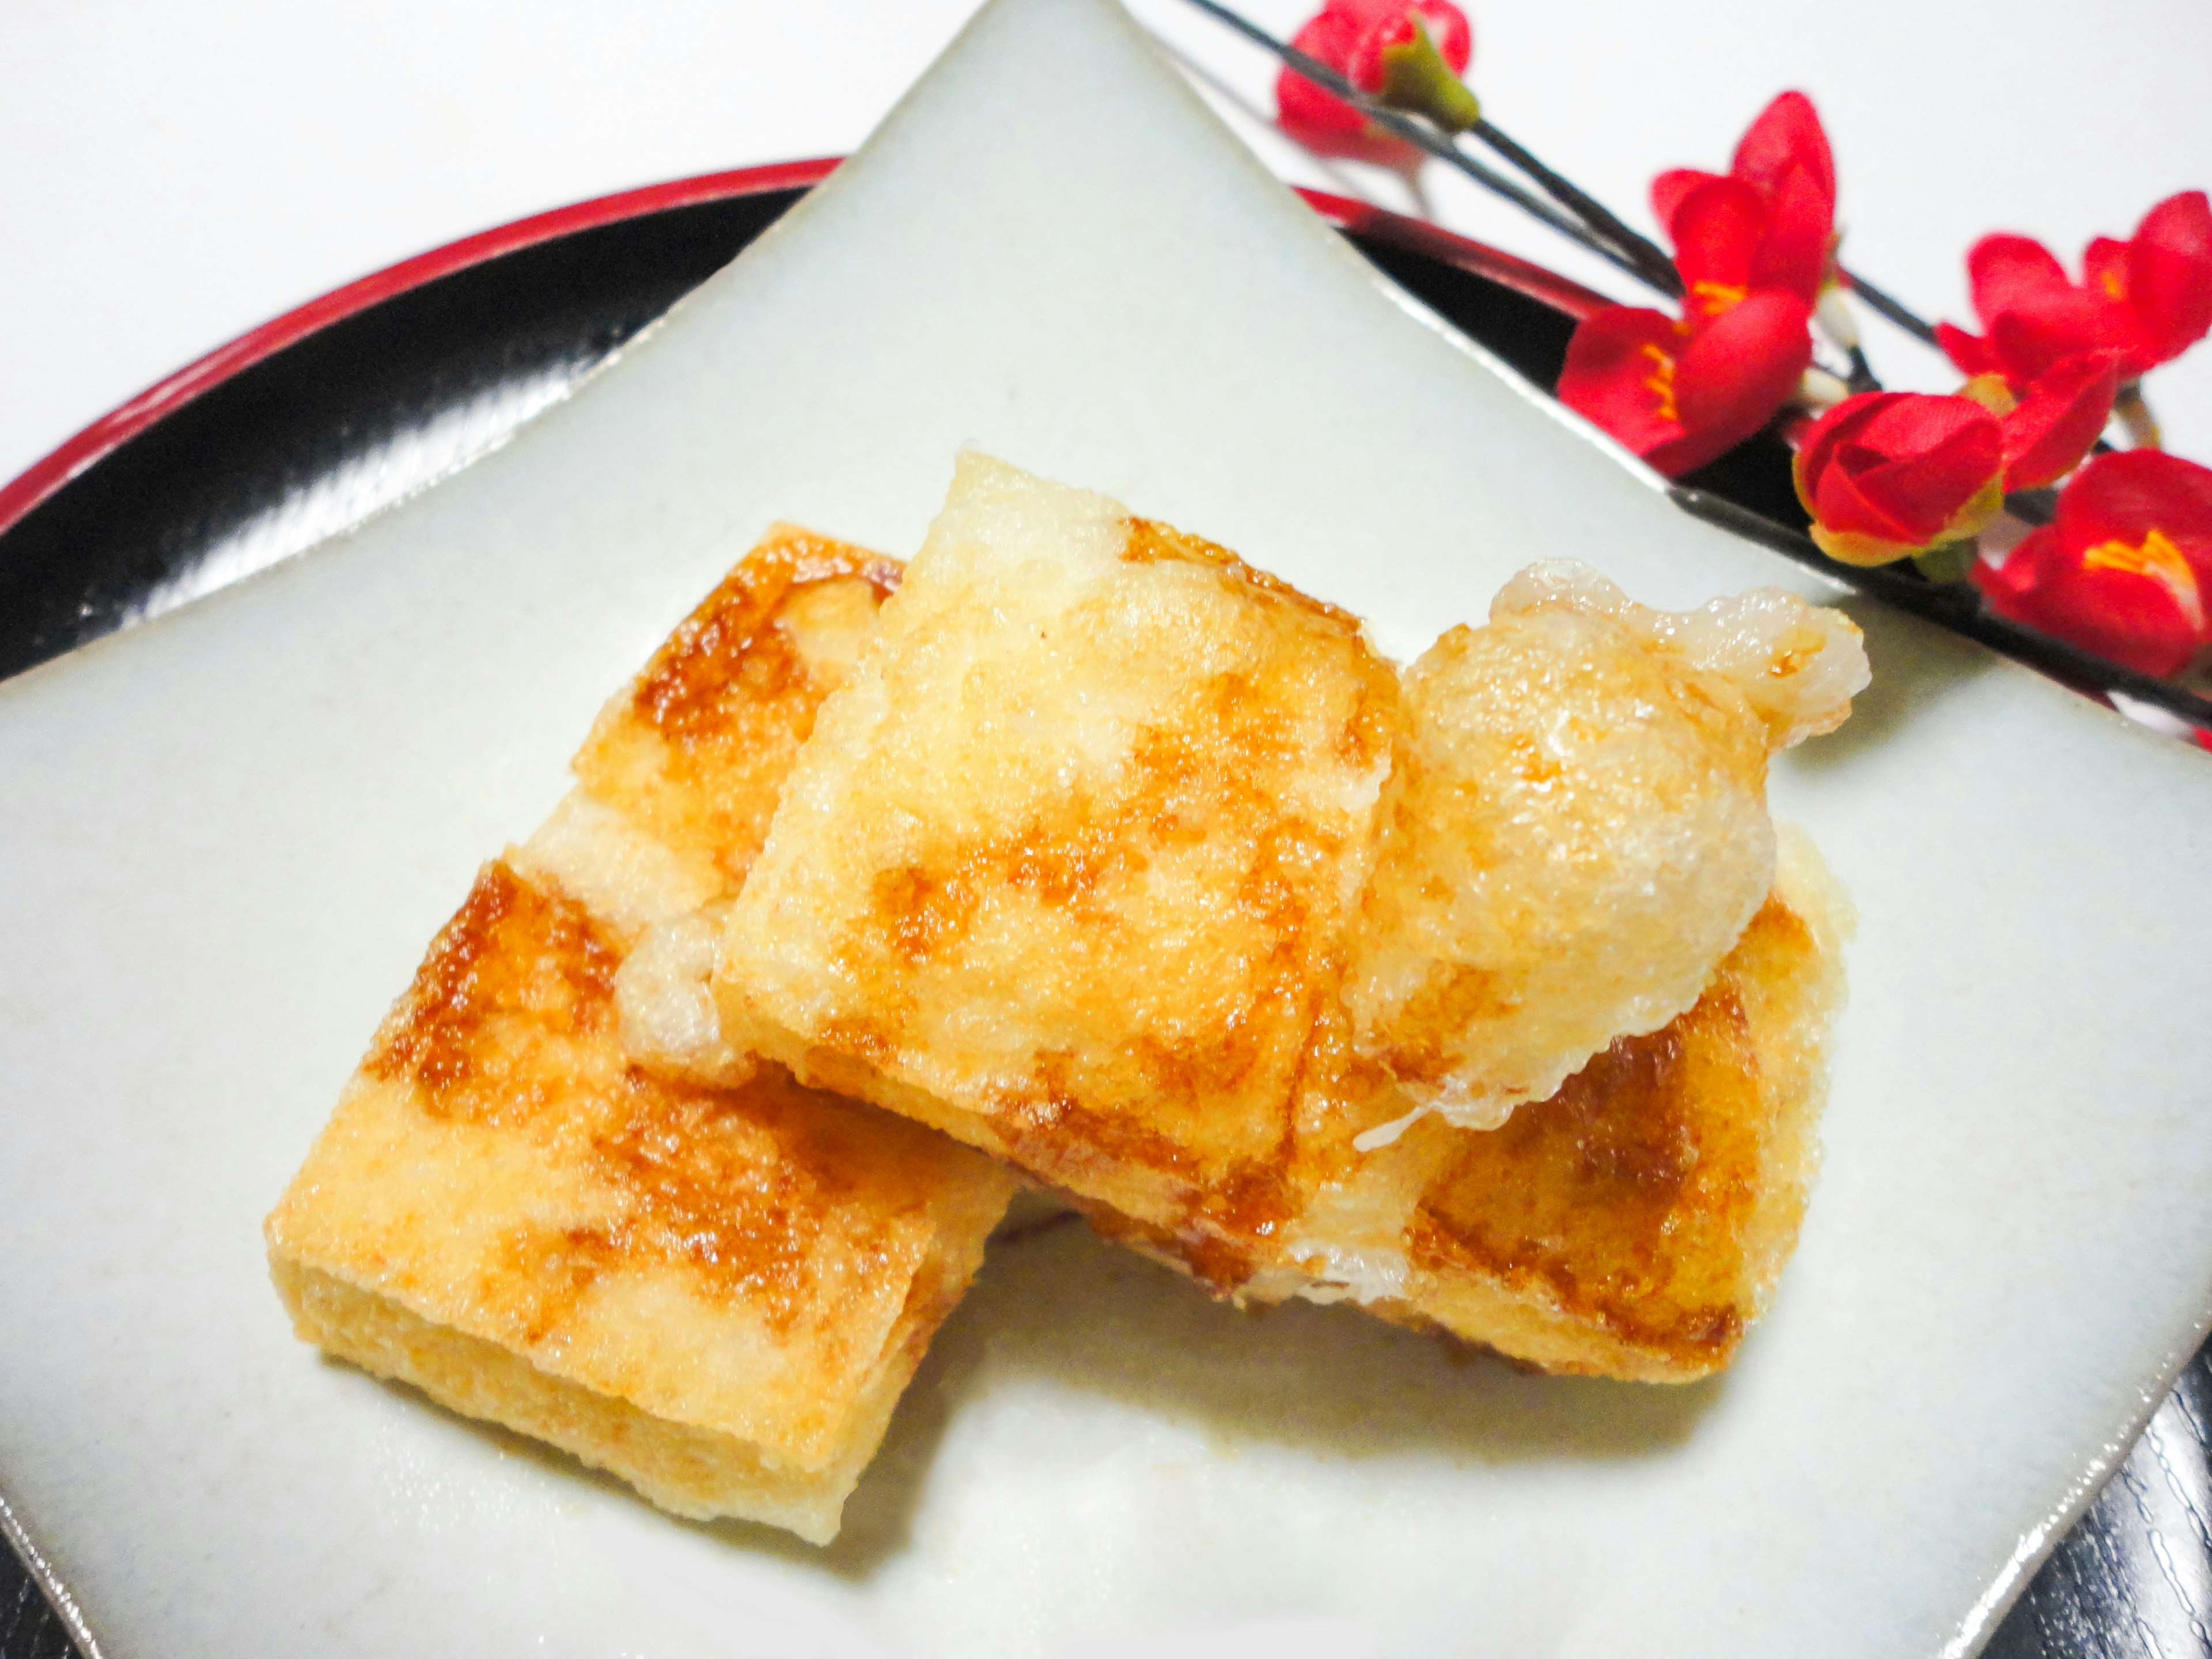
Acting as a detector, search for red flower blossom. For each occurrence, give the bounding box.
[1558,293,1812,478]
[1974,450,2212,677]
[1562,93,1836,481]
[1277,1,1472,149]
[1984,353,2119,491]
[1793,392,2006,565]
[1653,93,1838,316]
[1937,192,2212,385]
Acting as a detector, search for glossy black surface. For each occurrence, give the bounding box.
[1,1575,73,1659]
[1,184,2202,1659]
[0,187,801,683]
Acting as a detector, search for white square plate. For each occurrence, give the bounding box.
[6,2,2212,1653]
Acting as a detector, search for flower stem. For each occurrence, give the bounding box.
[1177,0,1665,291]
[1183,0,1955,353]
[2115,381,2163,449]
[1466,121,1683,298]
[1838,267,1940,347]
[1672,486,2212,730]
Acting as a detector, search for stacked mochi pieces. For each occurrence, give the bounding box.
[268,452,1866,1541]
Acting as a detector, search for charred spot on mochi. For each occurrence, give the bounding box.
[365,861,620,1117]
[1073,1201,1262,1296]
[873,865,982,967]
[1190,1158,1293,1248]
[1408,971,1768,1364]
[997,1052,1205,1180]
[370,861,959,1343]
[574,530,900,887]
[1120,517,1365,631]
[488,1053,963,1343]
[632,531,901,744]
[1373,963,1514,1087]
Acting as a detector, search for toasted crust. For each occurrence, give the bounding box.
[1390,832,1848,1379]
[267,533,1014,1539]
[573,526,902,893]
[269,861,1002,1465]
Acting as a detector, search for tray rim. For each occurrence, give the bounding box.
[0,161,1607,548]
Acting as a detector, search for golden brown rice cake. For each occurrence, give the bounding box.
[1380,831,1849,1380]
[713,456,1863,1380]
[266,531,1015,1543]
[715,454,1404,1256]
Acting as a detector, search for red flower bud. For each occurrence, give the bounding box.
[1791,392,2006,565]
[1276,1,1472,151]
[1558,291,1812,479]
[1938,192,2212,385]
[1350,6,1479,131]
[1653,93,1838,312]
[1974,450,2212,677]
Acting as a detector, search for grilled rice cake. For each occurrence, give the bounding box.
[1080,833,1847,1381]
[1340,563,1863,1136]
[711,456,1859,1378]
[717,452,1405,1245]
[1383,830,1849,1380]
[267,532,1015,1543]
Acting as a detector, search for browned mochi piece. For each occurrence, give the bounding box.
[709,457,1857,1381]
[1384,833,1847,1380]
[266,532,1014,1543]
[715,453,1405,1259]
[1081,836,1847,1380]
[1340,561,1865,1138]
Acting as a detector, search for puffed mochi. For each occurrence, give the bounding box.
[714,455,1867,1363]
[715,452,1406,1251]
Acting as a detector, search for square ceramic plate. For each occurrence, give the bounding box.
[6,2,2212,1653]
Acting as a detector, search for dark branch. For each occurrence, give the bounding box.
[1671,488,2212,729]
[1177,0,1665,294]
[1840,267,1941,347]
[1469,120,1682,297]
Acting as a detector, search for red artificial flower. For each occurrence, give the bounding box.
[1937,192,2212,385]
[1793,392,2006,565]
[1793,361,2119,565]
[1653,93,1838,316]
[1558,292,1812,478]
[1563,93,1834,480]
[1974,450,2212,677]
[1984,352,2119,491]
[1277,0,1472,149]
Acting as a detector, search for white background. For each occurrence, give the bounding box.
[2,0,2210,492]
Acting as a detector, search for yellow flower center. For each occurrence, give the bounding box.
[2100,269,2127,301]
[1639,342,1680,425]
[1691,279,1748,318]
[2082,527,2205,632]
